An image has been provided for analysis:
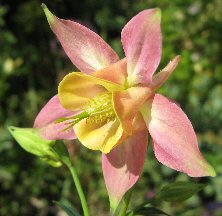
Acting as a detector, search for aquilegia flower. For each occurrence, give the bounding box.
[35,4,216,209]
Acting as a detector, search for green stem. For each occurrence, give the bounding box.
[65,160,90,216]
[118,190,133,216]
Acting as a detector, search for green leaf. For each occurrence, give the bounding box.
[8,126,62,167]
[54,201,81,216]
[128,206,170,216]
[156,181,205,202]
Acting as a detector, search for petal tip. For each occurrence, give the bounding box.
[175,55,182,62]
[152,8,161,20]
[100,148,111,154]
[41,3,55,24]
[208,166,217,177]
[155,8,162,16]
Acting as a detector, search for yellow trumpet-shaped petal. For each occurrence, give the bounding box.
[58,72,123,111]
[74,118,125,153]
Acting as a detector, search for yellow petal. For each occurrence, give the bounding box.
[58,72,123,111]
[74,118,124,153]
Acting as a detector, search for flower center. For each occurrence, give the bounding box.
[84,93,115,124]
[57,93,115,130]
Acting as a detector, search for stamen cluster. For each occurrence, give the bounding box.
[85,93,115,124]
[56,93,115,130]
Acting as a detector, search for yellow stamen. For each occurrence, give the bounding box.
[84,93,115,124]
[56,93,115,130]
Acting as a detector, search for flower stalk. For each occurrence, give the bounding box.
[65,159,90,216]
[52,142,90,216]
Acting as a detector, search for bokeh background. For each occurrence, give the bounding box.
[1,0,222,215]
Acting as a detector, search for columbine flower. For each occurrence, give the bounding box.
[35,4,216,209]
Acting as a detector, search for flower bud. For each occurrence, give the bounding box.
[8,126,62,167]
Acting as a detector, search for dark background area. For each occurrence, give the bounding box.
[0,0,222,215]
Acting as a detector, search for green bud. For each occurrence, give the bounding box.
[8,126,62,167]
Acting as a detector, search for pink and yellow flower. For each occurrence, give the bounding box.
[35,4,216,209]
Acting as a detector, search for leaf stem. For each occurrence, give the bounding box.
[118,190,133,216]
[65,160,90,216]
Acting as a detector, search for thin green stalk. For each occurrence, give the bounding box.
[118,190,133,216]
[65,160,90,216]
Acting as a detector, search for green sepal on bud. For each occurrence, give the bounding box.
[8,126,62,167]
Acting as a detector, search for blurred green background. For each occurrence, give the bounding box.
[1,0,222,215]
